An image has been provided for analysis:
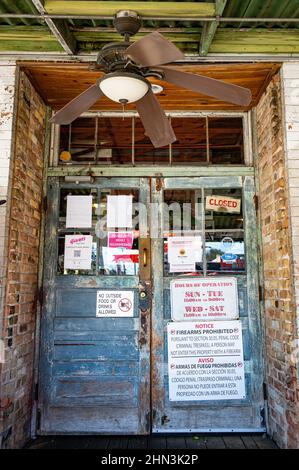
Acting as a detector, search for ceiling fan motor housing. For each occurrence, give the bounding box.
[113,10,142,38]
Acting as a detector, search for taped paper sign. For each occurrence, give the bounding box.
[167,320,246,401]
[206,195,241,213]
[108,231,133,249]
[64,235,92,270]
[170,277,238,321]
[66,195,92,228]
[168,236,202,273]
[96,290,134,317]
[107,195,133,228]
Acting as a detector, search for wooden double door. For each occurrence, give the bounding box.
[38,176,265,434]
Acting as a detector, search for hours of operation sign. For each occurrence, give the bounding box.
[167,321,246,401]
[170,277,239,322]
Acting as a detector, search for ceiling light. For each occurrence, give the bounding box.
[99,72,149,104]
[151,84,163,94]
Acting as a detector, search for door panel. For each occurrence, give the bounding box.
[151,176,265,432]
[39,177,150,434]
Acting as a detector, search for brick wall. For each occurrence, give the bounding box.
[255,71,299,448]
[0,62,17,352]
[0,71,46,448]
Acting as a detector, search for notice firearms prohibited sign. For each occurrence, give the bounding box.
[170,277,239,322]
[167,320,246,401]
[96,290,134,317]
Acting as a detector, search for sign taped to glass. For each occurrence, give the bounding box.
[170,276,239,321]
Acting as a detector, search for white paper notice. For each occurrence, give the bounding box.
[64,234,93,270]
[168,321,246,401]
[168,236,202,273]
[170,277,239,322]
[107,195,133,228]
[66,195,92,228]
[96,290,134,317]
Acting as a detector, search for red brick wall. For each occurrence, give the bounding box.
[255,72,299,448]
[0,72,46,448]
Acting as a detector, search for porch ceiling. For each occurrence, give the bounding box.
[0,1,298,56]
[21,61,281,112]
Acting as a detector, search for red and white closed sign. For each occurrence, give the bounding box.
[206,195,241,213]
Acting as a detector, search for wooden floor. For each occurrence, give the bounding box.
[26,434,278,449]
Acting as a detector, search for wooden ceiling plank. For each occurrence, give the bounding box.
[199,0,227,56]
[31,0,77,54]
[20,62,280,112]
[44,1,216,18]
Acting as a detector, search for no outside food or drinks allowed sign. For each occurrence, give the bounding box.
[96,290,134,317]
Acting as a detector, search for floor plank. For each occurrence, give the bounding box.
[240,435,258,449]
[166,437,187,449]
[107,437,129,449]
[205,436,226,449]
[223,435,246,449]
[26,434,277,449]
[127,436,148,449]
[185,436,207,449]
[252,434,278,449]
[85,437,110,449]
[148,436,167,449]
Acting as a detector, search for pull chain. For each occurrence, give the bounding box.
[120,99,128,121]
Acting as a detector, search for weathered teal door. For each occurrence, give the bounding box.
[151,176,265,432]
[39,174,264,434]
[39,177,151,434]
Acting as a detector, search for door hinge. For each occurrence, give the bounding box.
[36,408,41,431]
[145,411,151,433]
[263,382,268,400]
[253,194,258,213]
[43,195,48,213]
[38,287,44,307]
[34,383,39,401]
[155,178,164,192]
[258,285,264,302]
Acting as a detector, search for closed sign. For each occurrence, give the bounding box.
[206,195,241,213]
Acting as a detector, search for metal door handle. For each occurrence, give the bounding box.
[143,248,148,268]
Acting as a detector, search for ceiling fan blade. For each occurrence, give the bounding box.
[126,31,184,67]
[49,84,103,125]
[135,89,176,148]
[158,65,252,106]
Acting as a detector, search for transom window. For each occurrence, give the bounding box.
[57,115,245,166]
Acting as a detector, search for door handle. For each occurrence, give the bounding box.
[139,238,150,281]
[143,247,148,268]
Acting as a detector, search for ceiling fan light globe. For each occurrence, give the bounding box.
[99,73,149,104]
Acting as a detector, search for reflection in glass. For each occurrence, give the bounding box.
[206,231,245,274]
[163,189,203,276]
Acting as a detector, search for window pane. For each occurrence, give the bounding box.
[134,118,169,165]
[163,189,203,276]
[208,117,244,164]
[59,188,98,229]
[59,117,96,164]
[58,232,97,275]
[205,188,243,230]
[205,231,245,274]
[171,118,207,164]
[59,117,132,165]
[98,190,140,276]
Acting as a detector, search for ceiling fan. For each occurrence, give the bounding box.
[50,10,252,148]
